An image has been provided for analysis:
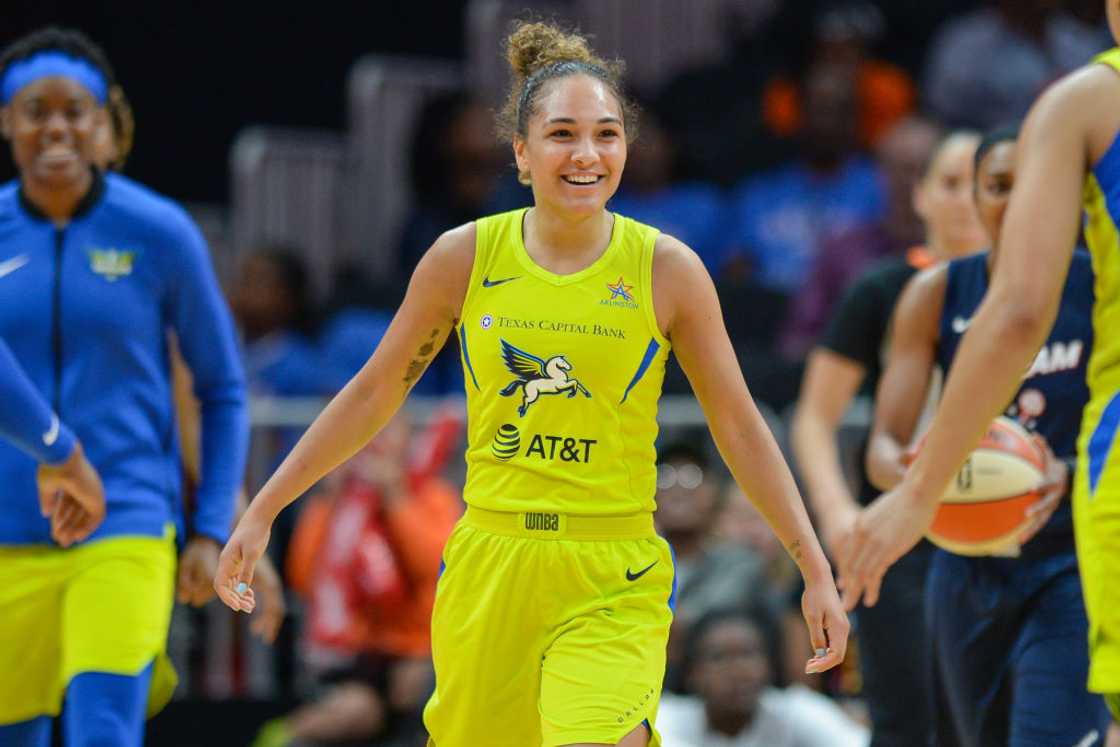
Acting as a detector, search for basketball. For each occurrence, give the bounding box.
[926,416,1046,556]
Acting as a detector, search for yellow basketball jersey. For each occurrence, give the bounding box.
[455,208,670,515]
[1081,49,1120,481]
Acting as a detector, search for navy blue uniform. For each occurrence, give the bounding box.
[930,250,1110,746]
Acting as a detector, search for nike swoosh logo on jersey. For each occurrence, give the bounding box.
[951,316,971,333]
[42,414,60,446]
[0,254,30,279]
[482,275,520,288]
[626,560,658,581]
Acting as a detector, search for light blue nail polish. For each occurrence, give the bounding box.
[236,582,247,594]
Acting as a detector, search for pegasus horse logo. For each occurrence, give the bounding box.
[498,339,591,417]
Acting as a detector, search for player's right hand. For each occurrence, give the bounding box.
[1018,435,1068,546]
[214,512,271,614]
[37,441,106,547]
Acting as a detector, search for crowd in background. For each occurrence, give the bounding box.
[153,2,1114,745]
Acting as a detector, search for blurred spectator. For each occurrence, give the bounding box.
[780,116,941,359]
[715,485,820,694]
[389,91,515,397]
[609,111,727,273]
[653,1,800,187]
[230,247,325,398]
[657,608,869,747]
[923,0,1109,130]
[654,440,767,691]
[395,91,523,279]
[722,60,884,292]
[714,484,798,605]
[763,2,915,149]
[253,411,461,747]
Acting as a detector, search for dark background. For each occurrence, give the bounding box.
[0,0,470,203]
[0,0,992,204]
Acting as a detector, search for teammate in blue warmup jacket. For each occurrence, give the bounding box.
[0,27,248,747]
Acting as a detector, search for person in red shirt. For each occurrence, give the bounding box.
[256,411,461,747]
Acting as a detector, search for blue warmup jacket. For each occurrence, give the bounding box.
[0,171,248,545]
[0,335,75,464]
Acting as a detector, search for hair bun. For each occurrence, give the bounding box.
[505,21,597,81]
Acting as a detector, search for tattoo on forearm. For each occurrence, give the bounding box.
[788,540,803,562]
[402,328,446,386]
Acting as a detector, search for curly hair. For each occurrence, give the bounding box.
[105,84,135,170]
[496,20,638,145]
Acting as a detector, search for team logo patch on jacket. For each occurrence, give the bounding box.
[87,248,136,281]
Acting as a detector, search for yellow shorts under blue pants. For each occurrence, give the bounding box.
[423,507,676,747]
[0,529,178,726]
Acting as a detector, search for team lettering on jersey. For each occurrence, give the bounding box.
[1024,340,1084,380]
[488,315,627,339]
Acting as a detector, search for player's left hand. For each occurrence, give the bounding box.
[837,483,939,610]
[177,536,221,606]
[1018,435,1069,546]
[801,573,850,674]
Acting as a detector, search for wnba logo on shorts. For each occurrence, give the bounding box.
[524,512,560,531]
[492,424,520,460]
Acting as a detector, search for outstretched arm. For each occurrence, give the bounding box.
[865,266,946,491]
[215,225,475,611]
[0,336,105,544]
[839,64,1108,608]
[790,350,864,560]
[655,235,849,674]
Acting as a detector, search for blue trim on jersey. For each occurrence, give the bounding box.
[438,558,446,578]
[1089,391,1120,496]
[459,326,479,391]
[667,540,678,612]
[1093,126,1120,196]
[620,337,660,404]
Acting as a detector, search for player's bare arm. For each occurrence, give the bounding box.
[865,265,947,492]
[790,349,865,559]
[215,224,475,610]
[838,64,1118,610]
[653,233,849,673]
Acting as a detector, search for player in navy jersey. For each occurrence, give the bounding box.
[864,125,1111,746]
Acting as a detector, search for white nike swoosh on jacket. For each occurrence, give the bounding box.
[0,254,30,279]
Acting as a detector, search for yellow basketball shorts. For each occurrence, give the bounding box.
[422,506,676,747]
[0,528,179,725]
[1075,392,1120,695]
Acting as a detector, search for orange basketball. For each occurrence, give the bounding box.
[926,416,1046,556]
